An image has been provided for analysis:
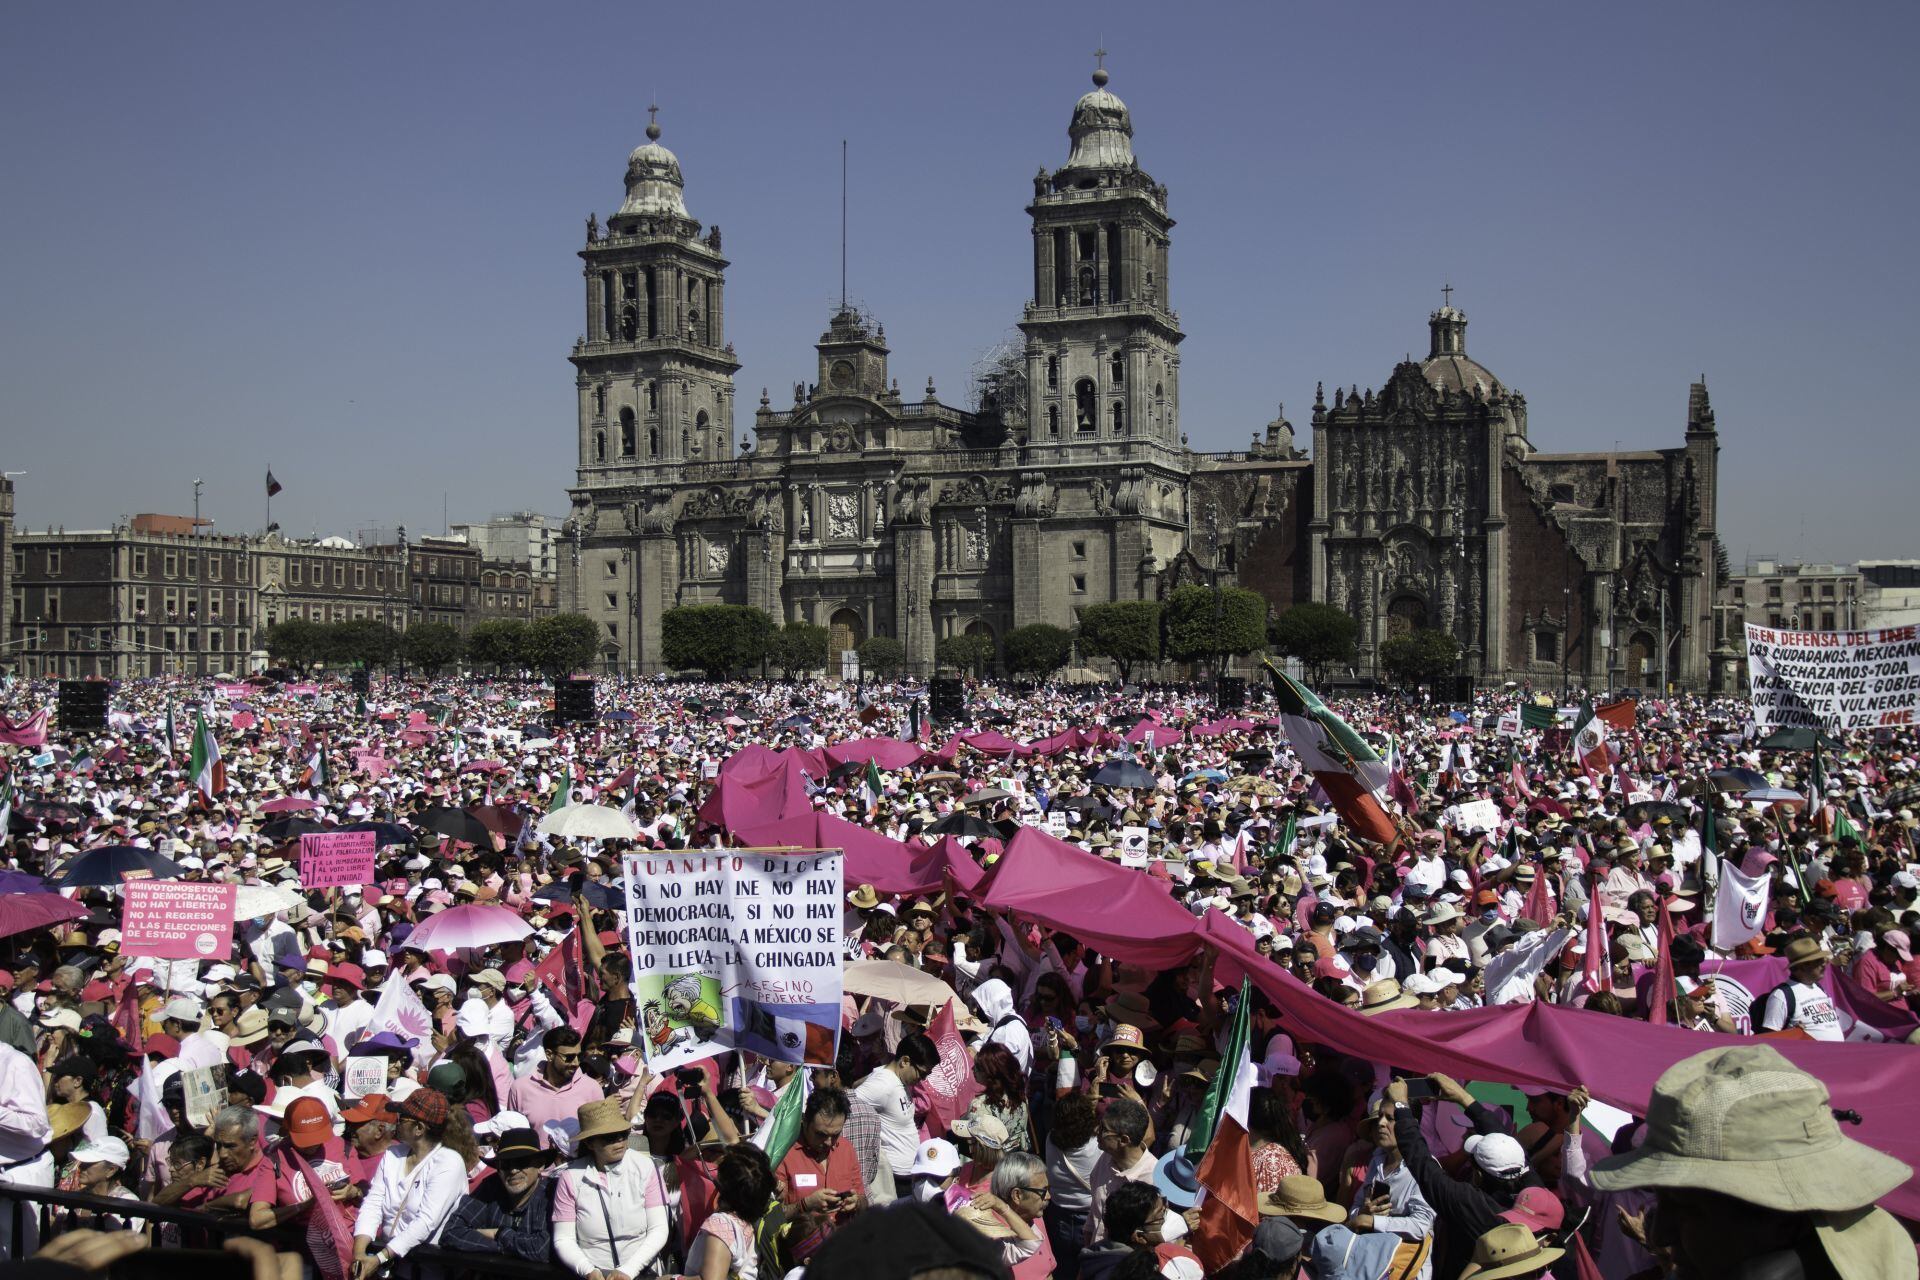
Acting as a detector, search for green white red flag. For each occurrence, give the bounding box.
[1263,661,1396,843]
[1187,978,1258,1272]
[188,709,225,802]
[1570,697,1635,775]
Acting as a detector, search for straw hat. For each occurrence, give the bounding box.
[1357,979,1418,1016]
[1590,1044,1911,1213]
[1099,1023,1149,1054]
[847,884,881,911]
[47,1103,92,1143]
[1781,937,1831,970]
[1261,1173,1346,1222]
[1459,1224,1565,1280]
[575,1097,630,1144]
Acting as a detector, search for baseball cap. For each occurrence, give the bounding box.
[950,1111,1009,1151]
[1252,1217,1306,1264]
[1499,1185,1567,1233]
[909,1138,962,1179]
[160,997,203,1024]
[1464,1132,1529,1178]
[283,1096,333,1145]
[70,1136,131,1170]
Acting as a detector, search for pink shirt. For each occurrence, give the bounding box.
[504,1070,606,1148]
[226,1151,282,1208]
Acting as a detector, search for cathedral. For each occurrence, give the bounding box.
[562,73,1729,691]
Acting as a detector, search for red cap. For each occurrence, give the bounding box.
[340,1094,397,1124]
[144,1033,182,1059]
[283,1096,332,1145]
[1499,1186,1566,1233]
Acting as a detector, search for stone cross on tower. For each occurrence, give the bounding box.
[1441,282,1454,308]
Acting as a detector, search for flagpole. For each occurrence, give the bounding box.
[265,463,271,534]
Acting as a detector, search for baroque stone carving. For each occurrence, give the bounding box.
[706,541,729,576]
[827,492,860,539]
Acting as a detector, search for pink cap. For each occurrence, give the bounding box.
[1499,1185,1566,1233]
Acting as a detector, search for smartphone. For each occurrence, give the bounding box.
[1366,1181,1389,1203]
[1098,1081,1119,1099]
[1044,1016,1064,1034]
[1401,1078,1440,1101]
[674,1067,704,1097]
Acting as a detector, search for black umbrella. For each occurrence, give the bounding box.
[1709,767,1769,792]
[530,878,623,910]
[55,845,183,888]
[926,811,998,840]
[259,815,329,842]
[1755,727,1847,752]
[1229,748,1274,768]
[1884,782,1920,810]
[1091,760,1157,789]
[417,806,497,846]
[1623,800,1690,827]
[334,821,416,847]
[12,799,89,833]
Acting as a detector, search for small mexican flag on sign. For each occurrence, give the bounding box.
[189,709,225,802]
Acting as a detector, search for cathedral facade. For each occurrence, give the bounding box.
[562,75,1728,690]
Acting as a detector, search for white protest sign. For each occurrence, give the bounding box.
[1745,622,1920,731]
[1445,798,1503,832]
[343,1055,388,1099]
[1496,712,1521,737]
[1117,826,1151,867]
[622,849,844,1074]
[1044,811,1069,837]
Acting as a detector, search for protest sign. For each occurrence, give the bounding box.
[1496,711,1521,737]
[1445,798,1502,833]
[1045,811,1069,838]
[1118,825,1151,859]
[120,881,235,961]
[621,849,844,1073]
[298,830,377,888]
[1746,622,1920,731]
[343,1056,388,1099]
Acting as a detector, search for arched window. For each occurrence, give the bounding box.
[593,431,605,462]
[649,427,659,457]
[1074,379,1096,432]
[619,407,636,456]
[1047,405,1060,437]
[647,382,658,412]
[593,385,606,417]
[681,428,690,457]
[1046,356,1058,389]
[1110,353,1125,384]
[1111,400,1126,434]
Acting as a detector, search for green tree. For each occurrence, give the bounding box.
[1379,628,1462,687]
[937,633,996,677]
[660,605,776,678]
[1268,602,1360,682]
[261,618,326,673]
[856,636,905,679]
[322,619,401,668]
[527,613,604,678]
[1003,623,1074,678]
[399,622,465,675]
[1161,584,1268,668]
[466,619,532,674]
[766,622,830,678]
[1075,600,1161,684]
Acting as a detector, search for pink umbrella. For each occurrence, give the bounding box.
[0,895,89,941]
[404,903,534,952]
[459,760,509,774]
[258,797,320,814]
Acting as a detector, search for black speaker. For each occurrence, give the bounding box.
[350,669,372,695]
[58,680,109,734]
[930,676,965,722]
[1432,675,1474,704]
[554,677,597,725]
[1215,676,1246,711]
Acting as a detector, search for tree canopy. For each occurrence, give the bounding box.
[1075,600,1161,683]
[399,622,464,675]
[1269,602,1360,681]
[1379,628,1462,687]
[1003,623,1075,678]
[1162,584,1268,666]
[660,605,776,677]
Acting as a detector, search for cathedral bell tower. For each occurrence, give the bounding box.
[571,109,740,481]
[1018,61,1183,451]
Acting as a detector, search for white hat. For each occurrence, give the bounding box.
[909,1138,963,1179]
[1402,973,1438,996]
[1464,1132,1528,1177]
[70,1136,131,1170]
[1430,968,1466,987]
[160,997,203,1024]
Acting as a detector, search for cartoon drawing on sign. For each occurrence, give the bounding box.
[639,973,723,1059]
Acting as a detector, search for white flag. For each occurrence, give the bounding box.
[1711,858,1772,951]
[367,972,435,1068]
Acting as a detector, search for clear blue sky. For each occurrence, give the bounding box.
[4,2,1914,566]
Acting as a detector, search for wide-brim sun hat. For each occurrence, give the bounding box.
[1261,1173,1346,1222]
[1590,1044,1911,1213]
[1459,1223,1566,1280]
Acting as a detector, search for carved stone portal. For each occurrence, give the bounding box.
[827,492,860,540]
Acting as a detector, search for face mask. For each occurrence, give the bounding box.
[1158,1211,1188,1243]
[1481,909,1500,923]
[912,1177,943,1203]
[1352,954,1377,973]
[1075,1015,1094,1036]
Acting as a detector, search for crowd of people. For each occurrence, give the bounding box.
[0,667,1915,1280]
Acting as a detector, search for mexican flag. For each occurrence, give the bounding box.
[188,709,225,802]
[1520,701,1556,731]
[1570,698,1635,775]
[303,738,331,793]
[546,774,570,815]
[859,760,884,817]
[1188,978,1258,1273]
[1263,661,1396,844]
[752,1069,809,1166]
[354,692,369,719]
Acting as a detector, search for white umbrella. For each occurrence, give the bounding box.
[234,882,307,920]
[536,804,639,841]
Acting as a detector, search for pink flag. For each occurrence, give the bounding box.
[921,1000,982,1134]
[284,1145,354,1280]
[1646,900,1677,1025]
[1581,881,1609,996]
[0,709,48,747]
[1509,761,1532,801]
[111,975,145,1055]
[532,925,595,1033]
[1521,866,1555,927]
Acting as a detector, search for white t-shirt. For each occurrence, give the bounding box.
[1757,981,1846,1041]
[854,1067,919,1176]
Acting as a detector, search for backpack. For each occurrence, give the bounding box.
[1761,981,1798,1031]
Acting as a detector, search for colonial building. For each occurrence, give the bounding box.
[563,69,1724,689]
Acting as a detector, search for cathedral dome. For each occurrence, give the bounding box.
[620,118,689,219]
[1064,68,1135,171]
[1421,304,1503,398]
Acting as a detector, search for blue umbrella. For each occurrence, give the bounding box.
[55,845,184,888]
[1449,710,1469,723]
[1181,768,1229,783]
[530,879,622,910]
[0,871,55,895]
[604,709,637,722]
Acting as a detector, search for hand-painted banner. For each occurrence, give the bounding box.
[298,830,377,888]
[1745,622,1920,731]
[120,881,236,961]
[620,849,843,1074]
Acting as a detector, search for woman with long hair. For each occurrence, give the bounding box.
[685,1144,776,1280]
[1044,1091,1101,1280]
[971,1041,1031,1154]
[1247,1085,1314,1193]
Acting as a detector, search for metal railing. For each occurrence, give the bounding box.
[0,1183,563,1279]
